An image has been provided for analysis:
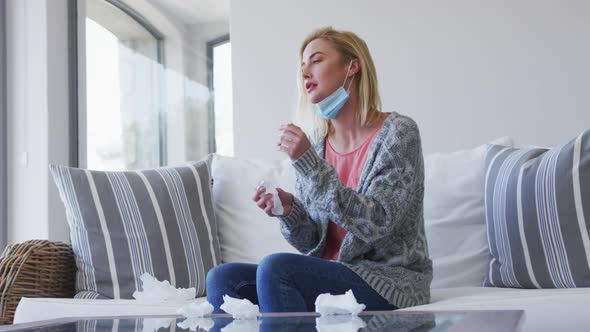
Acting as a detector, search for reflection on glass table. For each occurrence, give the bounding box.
[0,310,524,332]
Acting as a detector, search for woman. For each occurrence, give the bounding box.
[206,26,432,313]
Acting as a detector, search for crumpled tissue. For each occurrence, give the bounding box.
[258,180,284,215]
[133,273,195,302]
[315,315,367,332]
[177,301,214,318]
[141,318,175,332]
[314,290,366,316]
[220,295,260,319]
[177,317,215,331]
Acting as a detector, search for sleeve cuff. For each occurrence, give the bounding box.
[278,197,306,228]
[292,147,321,174]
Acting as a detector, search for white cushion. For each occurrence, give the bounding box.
[13,297,207,324]
[402,286,590,332]
[210,154,298,263]
[424,137,513,288]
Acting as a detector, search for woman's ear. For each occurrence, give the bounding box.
[349,59,361,76]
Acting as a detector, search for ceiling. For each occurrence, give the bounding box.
[147,0,230,25]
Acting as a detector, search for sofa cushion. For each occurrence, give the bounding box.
[402,286,590,332]
[49,162,221,299]
[484,129,590,288]
[424,137,513,288]
[209,154,298,263]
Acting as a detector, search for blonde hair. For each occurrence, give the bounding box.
[297,26,382,140]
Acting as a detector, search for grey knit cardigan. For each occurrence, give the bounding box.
[278,112,432,308]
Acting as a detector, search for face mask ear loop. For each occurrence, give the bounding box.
[342,61,354,92]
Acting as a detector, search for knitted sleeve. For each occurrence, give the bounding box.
[277,183,322,255]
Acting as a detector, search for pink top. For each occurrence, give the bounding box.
[322,119,385,260]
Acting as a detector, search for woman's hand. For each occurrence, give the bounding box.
[252,185,294,217]
[277,123,311,161]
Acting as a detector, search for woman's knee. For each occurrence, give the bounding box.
[207,263,247,289]
[206,263,228,287]
[257,253,302,279]
[207,263,257,306]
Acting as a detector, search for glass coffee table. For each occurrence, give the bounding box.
[1,310,524,332]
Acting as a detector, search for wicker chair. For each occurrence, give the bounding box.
[0,240,76,324]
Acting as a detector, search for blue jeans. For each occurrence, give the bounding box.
[206,252,398,313]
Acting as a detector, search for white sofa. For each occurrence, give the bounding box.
[14,140,590,331]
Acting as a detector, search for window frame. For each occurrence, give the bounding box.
[68,0,79,168]
[0,0,7,250]
[206,34,230,154]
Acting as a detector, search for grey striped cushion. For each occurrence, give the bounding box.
[49,161,221,299]
[484,130,590,288]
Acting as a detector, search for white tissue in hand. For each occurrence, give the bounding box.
[316,315,367,332]
[133,273,195,302]
[271,188,284,215]
[177,301,214,317]
[220,295,260,319]
[259,180,284,215]
[177,317,214,331]
[315,290,366,316]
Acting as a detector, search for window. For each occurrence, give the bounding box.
[208,36,233,157]
[85,0,164,170]
[84,0,230,169]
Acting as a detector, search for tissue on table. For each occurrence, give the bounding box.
[220,295,260,319]
[220,319,261,332]
[133,273,196,302]
[258,180,284,215]
[141,318,175,332]
[316,315,367,332]
[315,290,366,316]
[177,301,214,318]
[177,317,214,331]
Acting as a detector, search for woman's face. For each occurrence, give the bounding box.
[301,38,350,104]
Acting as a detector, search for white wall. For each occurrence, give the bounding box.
[6,0,71,243]
[231,0,590,159]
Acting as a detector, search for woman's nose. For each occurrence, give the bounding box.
[301,64,311,79]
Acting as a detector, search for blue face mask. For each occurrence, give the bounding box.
[316,61,354,119]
